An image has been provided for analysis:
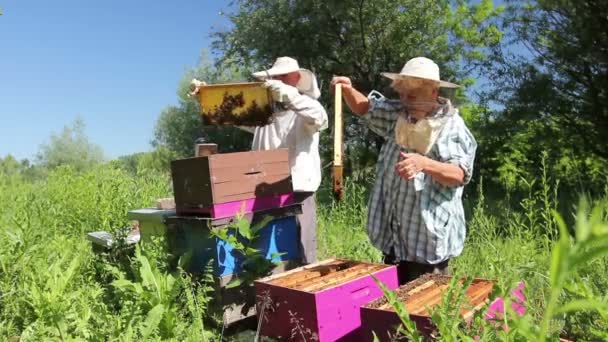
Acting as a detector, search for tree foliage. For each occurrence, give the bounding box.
[212,0,504,174]
[475,0,608,192]
[36,117,104,173]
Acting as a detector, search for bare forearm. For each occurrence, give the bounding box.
[341,85,370,116]
[424,159,465,187]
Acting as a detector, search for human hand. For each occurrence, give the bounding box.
[263,80,299,103]
[395,152,429,180]
[330,76,352,92]
[188,79,206,97]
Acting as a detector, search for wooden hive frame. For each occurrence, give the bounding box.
[360,274,496,341]
[264,259,390,293]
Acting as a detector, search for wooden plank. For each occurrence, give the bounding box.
[377,280,437,310]
[266,259,349,286]
[409,286,451,315]
[166,203,303,229]
[211,162,290,183]
[171,157,213,208]
[156,197,175,209]
[286,262,364,290]
[208,149,289,169]
[413,281,494,317]
[461,284,493,320]
[462,282,494,314]
[305,264,379,292]
[313,263,389,291]
[409,280,494,317]
[294,263,375,292]
[275,268,336,288]
[195,143,218,157]
[406,284,450,314]
[405,282,448,311]
[304,264,387,293]
[212,174,292,203]
[333,84,343,167]
[333,84,344,201]
[271,260,352,288]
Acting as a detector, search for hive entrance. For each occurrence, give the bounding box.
[268,259,388,293]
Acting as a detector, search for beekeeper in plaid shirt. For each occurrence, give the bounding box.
[331,57,477,284]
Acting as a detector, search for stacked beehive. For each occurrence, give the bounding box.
[129,148,303,324]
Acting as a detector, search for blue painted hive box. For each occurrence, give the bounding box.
[165,214,301,276]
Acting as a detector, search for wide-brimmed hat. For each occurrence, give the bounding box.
[381,57,459,88]
[252,57,321,99]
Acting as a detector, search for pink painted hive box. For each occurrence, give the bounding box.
[254,258,399,341]
[360,274,496,341]
[171,149,294,218]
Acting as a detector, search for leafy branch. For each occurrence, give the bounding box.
[211,213,283,289]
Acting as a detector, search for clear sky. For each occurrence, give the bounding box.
[0,0,232,160]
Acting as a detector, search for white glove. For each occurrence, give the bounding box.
[263,80,299,104]
[188,78,206,97]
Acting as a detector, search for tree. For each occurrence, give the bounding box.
[475,0,608,192]
[212,0,504,175]
[36,117,105,172]
[0,155,21,176]
[152,53,254,158]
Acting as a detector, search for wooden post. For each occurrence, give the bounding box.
[333,84,344,201]
[195,143,218,157]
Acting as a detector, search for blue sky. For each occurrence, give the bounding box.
[0,1,232,160]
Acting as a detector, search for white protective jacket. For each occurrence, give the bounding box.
[241,90,328,192]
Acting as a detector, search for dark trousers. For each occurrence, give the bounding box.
[383,251,450,285]
[293,192,317,264]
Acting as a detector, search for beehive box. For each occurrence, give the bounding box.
[255,259,399,341]
[360,274,495,341]
[212,260,302,326]
[129,204,304,325]
[171,149,294,218]
[198,82,273,126]
[127,208,175,241]
[165,214,301,276]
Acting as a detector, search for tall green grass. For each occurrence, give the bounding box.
[0,165,219,340]
[315,163,608,340]
[1,161,607,340]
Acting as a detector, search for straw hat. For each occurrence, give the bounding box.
[381,57,459,88]
[253,57,321,99]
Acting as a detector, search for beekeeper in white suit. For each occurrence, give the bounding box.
[248,57,328,264]
[192,57,328,264]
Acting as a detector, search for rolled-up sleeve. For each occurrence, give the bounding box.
[436,115,477,184]
[362,97,401,139]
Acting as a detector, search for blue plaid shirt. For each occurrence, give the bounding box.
[364,96,477,264]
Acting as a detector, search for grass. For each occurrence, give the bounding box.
[317,181,382,263]
[0,163,607,340]
[316,172,608,340]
